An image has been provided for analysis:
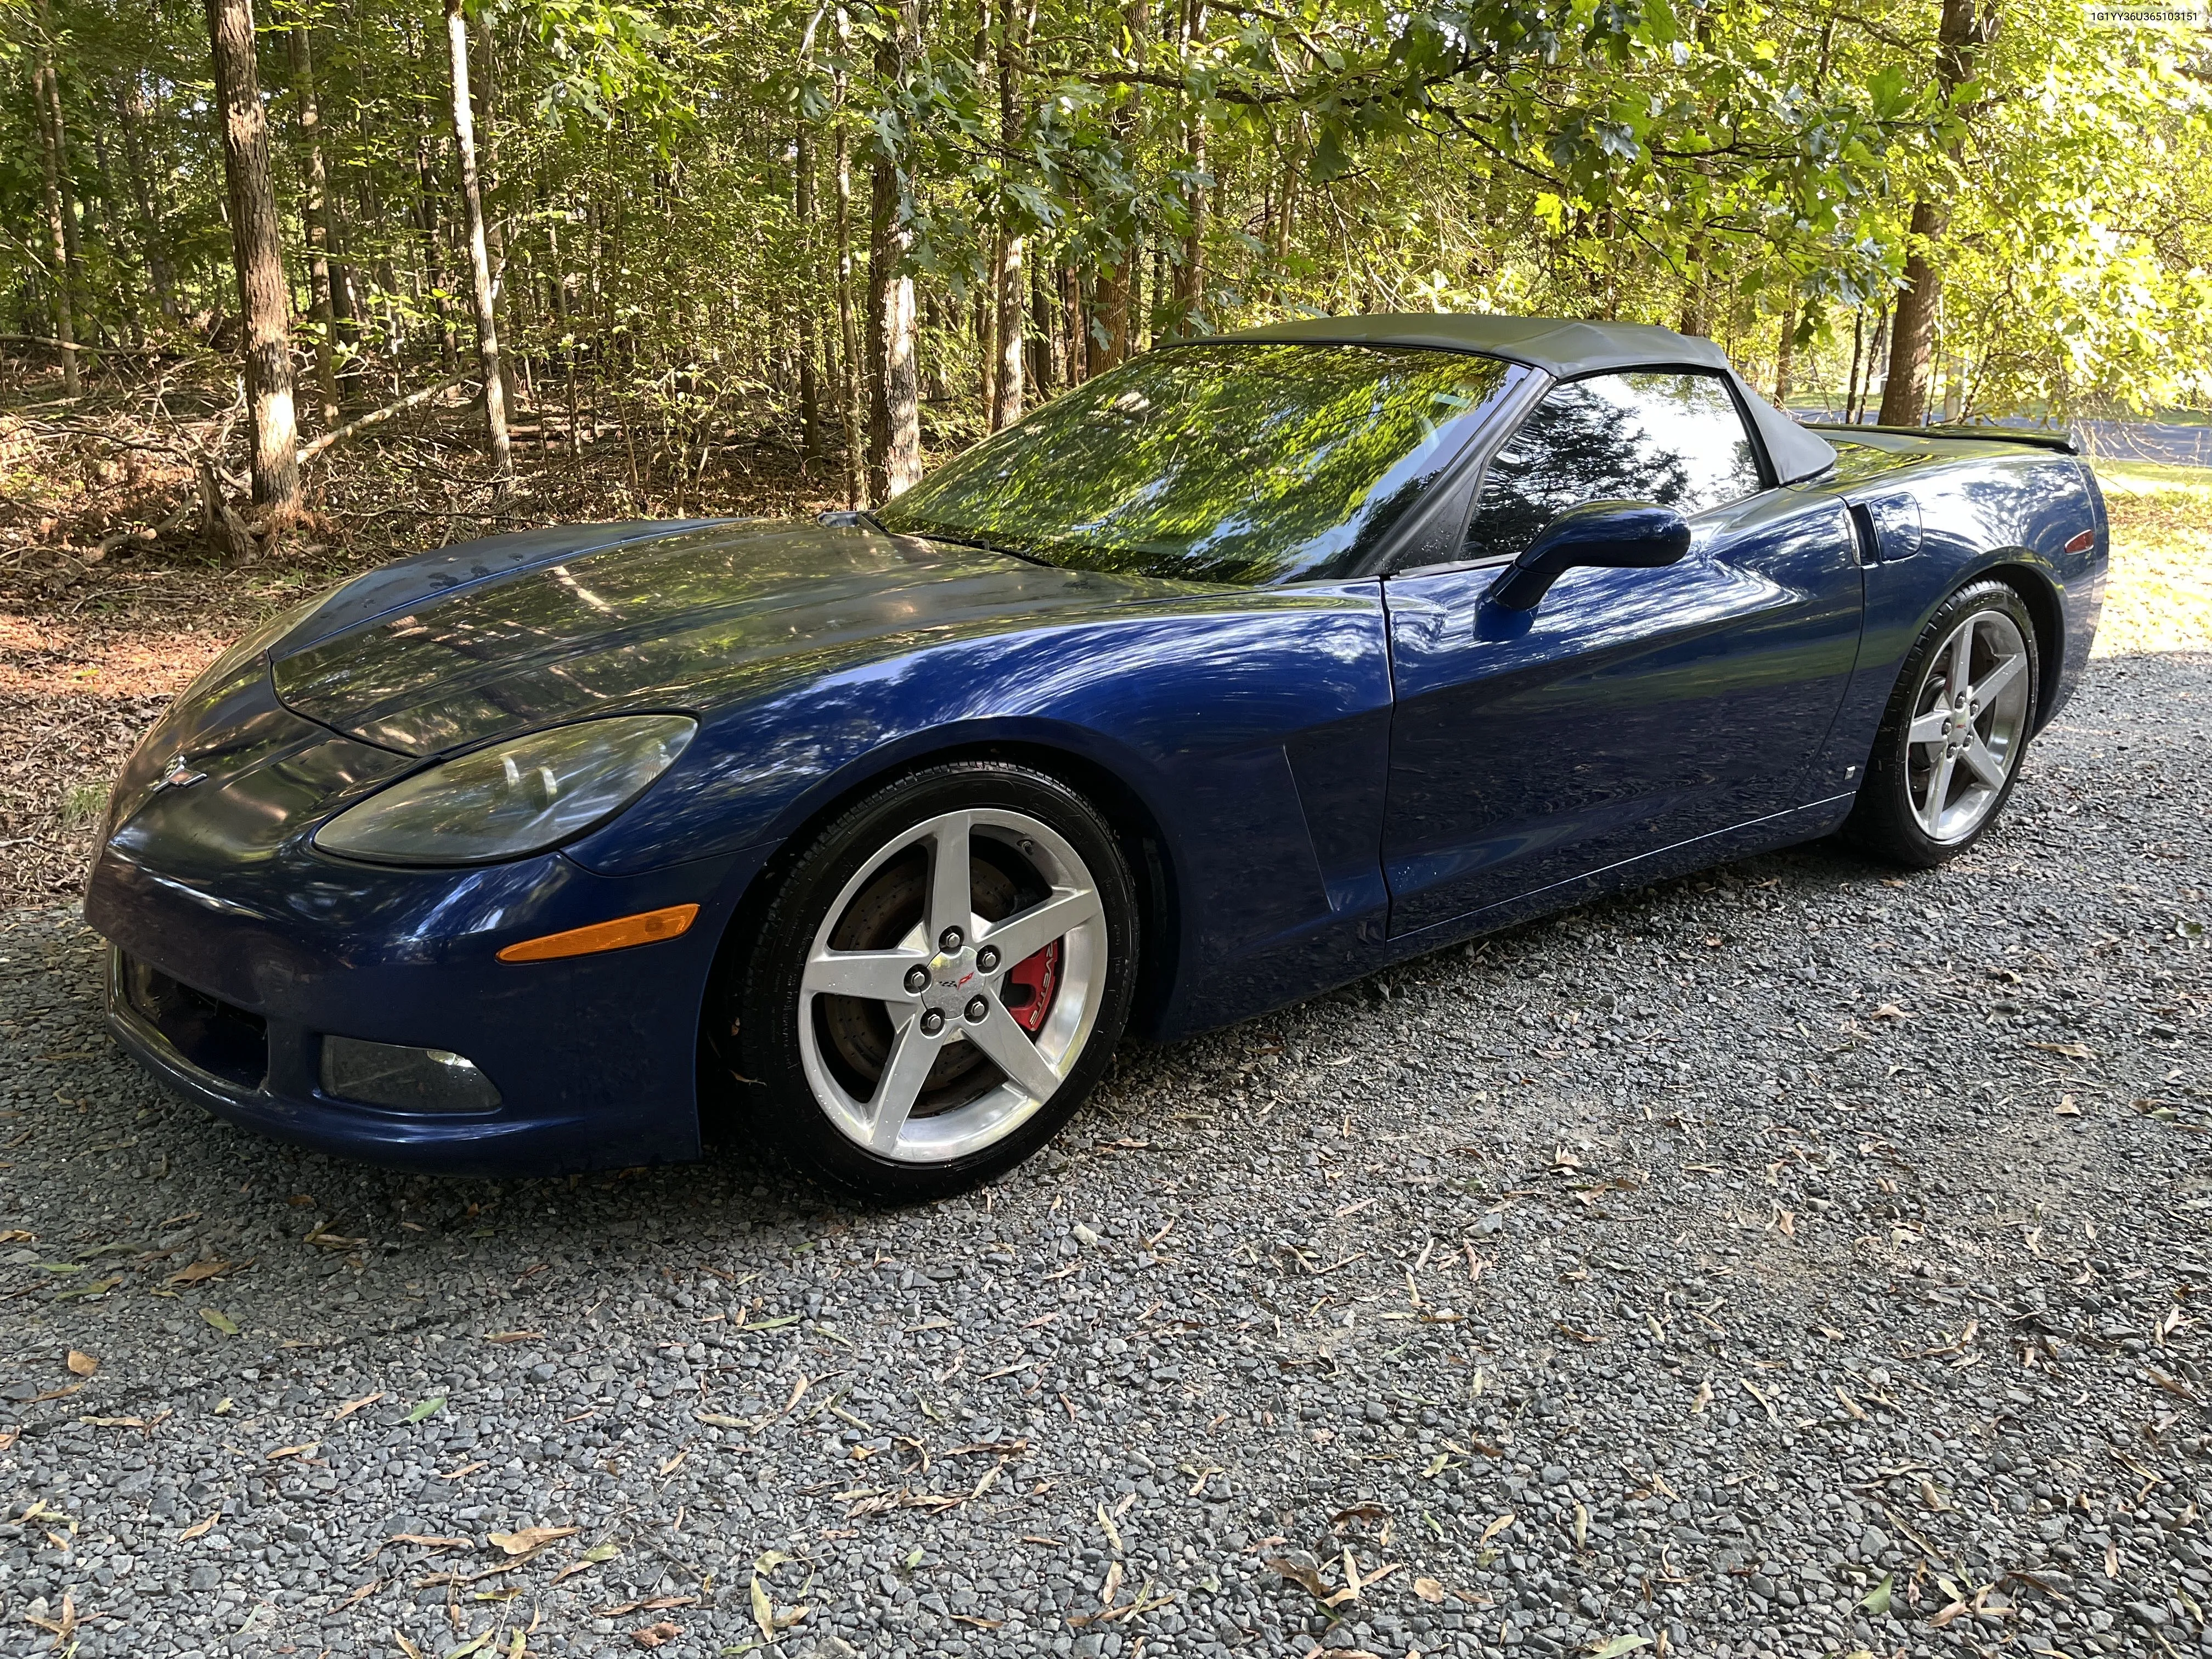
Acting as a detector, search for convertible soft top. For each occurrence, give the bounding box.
[1198,312,1839,487]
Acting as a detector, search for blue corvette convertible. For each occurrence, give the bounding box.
[85,315,2106,1198]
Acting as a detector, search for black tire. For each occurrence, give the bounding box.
[1844,578,2040,868]
[723,760,1139,1201]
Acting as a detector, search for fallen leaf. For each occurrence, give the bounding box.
[265,1441,319,1461]
[490,1525,579,1556]
[1587,1638,1651,1658]
[179,1511,220,1541]
[1264,1555,1332,1599]
[1690,1378,1713,1413]
[1860,1572,1893,1616]
[2055,1094,2080,1117]
[484,1330,541,1344]
[551,1542,620,1584]
[65,1351,97,1377]
[632,1622,682,1650]
[405,1396,447,1424]
[1480,1513,1515,1543]
[165,1259,234,1286]
[199,1308,239,1335]
[1413,1576,1447,1603]
[1871,1003,1908,1020]
[332,1391,384,1421]
[694,1412,747,1430]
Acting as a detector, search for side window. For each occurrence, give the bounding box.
[1467,370,1765,562]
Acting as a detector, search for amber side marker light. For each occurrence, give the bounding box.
[496,903,700,964]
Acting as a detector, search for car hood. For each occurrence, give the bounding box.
[269,518,1188,755]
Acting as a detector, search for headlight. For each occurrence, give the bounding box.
[313,714,696,866]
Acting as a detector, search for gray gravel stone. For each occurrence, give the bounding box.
[1,654,2208,1657]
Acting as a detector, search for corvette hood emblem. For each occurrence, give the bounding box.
[157,754,208,789]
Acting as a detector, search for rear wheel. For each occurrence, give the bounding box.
[1846,579,2039,868]
[726,761,1138,1200]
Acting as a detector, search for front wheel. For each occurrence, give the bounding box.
[725,761,1139,1201]
[1845,578,2040,868]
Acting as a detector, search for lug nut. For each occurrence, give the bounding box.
[939,927,963,952]
[964,996,990,1023]
[904,965,929,994]
[919,1010,945,1036]
[976,945,1000,972]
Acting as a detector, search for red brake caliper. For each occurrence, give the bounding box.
[1002,940,1061,1034]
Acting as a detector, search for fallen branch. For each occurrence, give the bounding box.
[302,377,472,461]
[0,333,168,358]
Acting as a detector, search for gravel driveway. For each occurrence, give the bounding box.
[2,649,2207,1659]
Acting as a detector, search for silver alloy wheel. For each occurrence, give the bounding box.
[1905,608,2032,843]
[795,808,1107,1164]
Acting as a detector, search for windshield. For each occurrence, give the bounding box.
[875,342,1515,585]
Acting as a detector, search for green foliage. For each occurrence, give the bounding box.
[2,0,2206,433]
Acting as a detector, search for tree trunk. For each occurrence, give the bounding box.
[989,0,1028,426]
[469,8,517,417]
[795,120,824,461]
[865,0,923,501]
[1171,0,1206,335]
[833,74,865,507]
[1773,291,1797,407]
[206,0,299,510]
[289,20,340,428]
[37,2,88,357]
[114,78,179,321]
[1880,0,1985,426]
[30,55,79,396]
[1028,260,1053,393]
[1844,307,1865,422]
[445,0,510,475]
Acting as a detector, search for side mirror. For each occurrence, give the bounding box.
[1485,499,1692,612]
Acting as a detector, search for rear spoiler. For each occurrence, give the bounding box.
[1804,421,2082,456]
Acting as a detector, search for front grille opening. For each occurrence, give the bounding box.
[119,955,268,1092]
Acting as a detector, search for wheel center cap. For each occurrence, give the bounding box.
[924,948,980,1014]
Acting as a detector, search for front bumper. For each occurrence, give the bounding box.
[87,837,763,1177]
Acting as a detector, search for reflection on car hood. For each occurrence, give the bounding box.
[269,519,1189,755]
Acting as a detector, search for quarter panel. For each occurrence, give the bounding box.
[1814,450,2100,792]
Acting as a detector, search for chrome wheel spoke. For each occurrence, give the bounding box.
[1972,650,2025,706]
[1960,733,2010,790]
[803,948,926,1002]
[1918,751,1957,836]
[965,998,1065,1103]
[926,812,974,945]
[866,1015,938,1153]
[1908,708,1950,746]
[979,886,1102,966]
[1946,616,1976,702]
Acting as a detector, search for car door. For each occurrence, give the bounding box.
[1380,367,1864,938]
